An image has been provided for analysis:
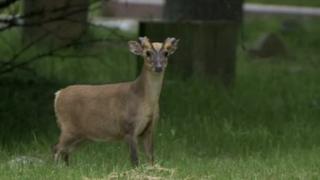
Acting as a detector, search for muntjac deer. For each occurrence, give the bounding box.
[53,37,179,166]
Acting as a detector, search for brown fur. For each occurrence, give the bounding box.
[53,37,178,166]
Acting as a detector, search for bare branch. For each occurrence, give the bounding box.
[1,32,50,66]
[0,0,125,77]
[0,0,100,31]
[0,38,126,76]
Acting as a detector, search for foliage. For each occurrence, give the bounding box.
[246,0,320,7]
[0,1,21,15]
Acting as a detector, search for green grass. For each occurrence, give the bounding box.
[246,0,320,7]
[1,17,320,179]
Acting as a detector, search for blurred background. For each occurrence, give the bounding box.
[0,0,320,179]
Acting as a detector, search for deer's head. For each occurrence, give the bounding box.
[128,37,179,73]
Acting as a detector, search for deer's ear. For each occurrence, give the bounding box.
[164,38,179,55]
[128,41,143,55]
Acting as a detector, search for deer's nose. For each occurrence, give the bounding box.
[155,66,163,73]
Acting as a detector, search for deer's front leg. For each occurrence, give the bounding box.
[125,135,139,167]
[143,130,154,165]
[141,120,155,165]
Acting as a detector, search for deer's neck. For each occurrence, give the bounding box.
[134,65,164,103]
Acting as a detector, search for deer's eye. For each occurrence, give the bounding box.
[164,51,169,57]
[146,51,152,57]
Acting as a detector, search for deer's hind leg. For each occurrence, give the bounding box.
[53,132,83,166]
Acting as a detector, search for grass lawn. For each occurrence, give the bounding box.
[1,16,320,179]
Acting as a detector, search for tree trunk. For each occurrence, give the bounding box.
[22,0,89,46]
[164,0,243,22]
[139,21,238,84]
[140,0,243,85]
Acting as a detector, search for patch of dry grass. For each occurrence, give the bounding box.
[83,164,175,180]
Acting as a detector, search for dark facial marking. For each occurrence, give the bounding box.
[146,50,152,58]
